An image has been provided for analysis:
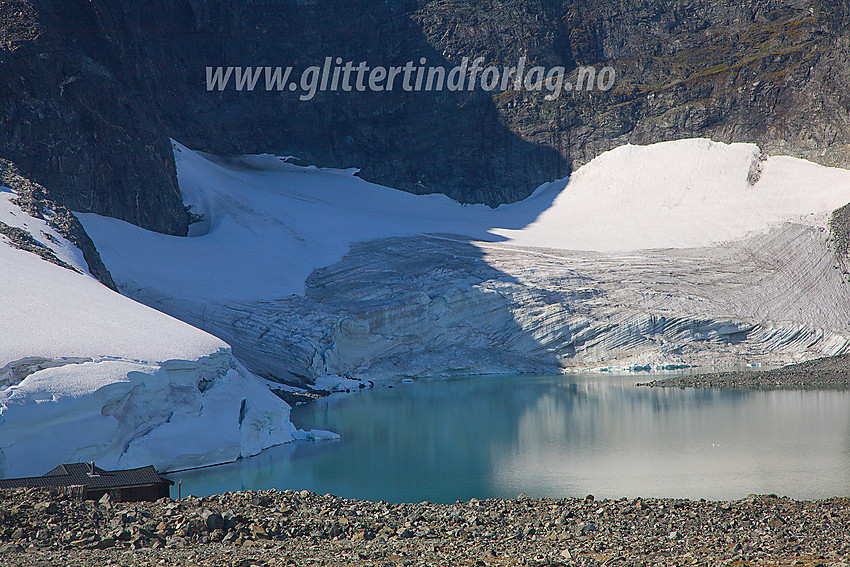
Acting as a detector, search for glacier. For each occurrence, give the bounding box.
[78,138,850,385]
[11,137,849,480]
[0,190,299,478]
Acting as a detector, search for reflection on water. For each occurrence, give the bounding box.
[172,375,850,503]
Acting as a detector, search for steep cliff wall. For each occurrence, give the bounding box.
[2,0,849,231]
[0,0,188,234]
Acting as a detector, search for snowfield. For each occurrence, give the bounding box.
[0,190,300,479]
[493,139,850,251]
[81,139,850,303]
[79,138,850,383]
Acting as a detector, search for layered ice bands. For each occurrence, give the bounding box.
[79,139,850,383]
[0,191,298,479]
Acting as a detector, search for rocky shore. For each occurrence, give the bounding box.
[639,354,850,390]
[1,488,848,567]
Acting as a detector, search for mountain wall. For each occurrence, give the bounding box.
[2,0,849,232]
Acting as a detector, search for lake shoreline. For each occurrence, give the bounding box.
[2,487,848,567]
[638,353,850,390]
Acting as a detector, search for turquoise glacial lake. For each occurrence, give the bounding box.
[171,374,850,503]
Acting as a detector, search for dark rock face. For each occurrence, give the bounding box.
[0,158,117,289]
[0,0,187,235]
[1,0,849,232]
[97,0,571,207]
[831,202,850,265]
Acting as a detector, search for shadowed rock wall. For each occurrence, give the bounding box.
[1,0,848,233]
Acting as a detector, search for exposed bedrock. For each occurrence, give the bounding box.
[2,1,850,231]
[125,221,850,385]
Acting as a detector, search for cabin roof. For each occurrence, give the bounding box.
[0,463,173,490]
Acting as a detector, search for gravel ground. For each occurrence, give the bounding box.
[1,488,848,567]
[638,354,850,390]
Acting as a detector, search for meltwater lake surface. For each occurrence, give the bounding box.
[172,374,850,503]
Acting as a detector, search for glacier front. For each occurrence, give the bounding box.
[79,139,850,384]
[0,189,298,478]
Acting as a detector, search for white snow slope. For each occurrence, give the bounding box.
[78,139,850,380]
[80,138,850,303]
[0,189,299,479]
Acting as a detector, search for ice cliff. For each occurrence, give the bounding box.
[0,189,297,478]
